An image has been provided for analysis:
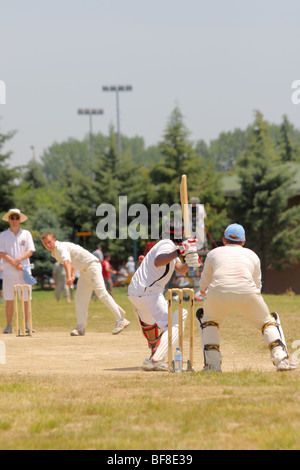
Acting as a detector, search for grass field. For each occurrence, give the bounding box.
[0,288,299,450]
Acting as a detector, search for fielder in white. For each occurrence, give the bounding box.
[198,223,296,372]
[0,209,35,334]
[41,232,130,336]
[128,221,200,371]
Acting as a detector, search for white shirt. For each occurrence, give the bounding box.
[200,244,262,295]
[128,239,179,296]
[0,228,35,267]
[52,241,99,271]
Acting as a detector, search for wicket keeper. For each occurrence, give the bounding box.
[198,223,296,372]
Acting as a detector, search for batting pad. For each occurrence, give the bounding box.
[152,308,188,363]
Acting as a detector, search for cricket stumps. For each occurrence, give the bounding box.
[14,284,33,337]
[167,288,195,373]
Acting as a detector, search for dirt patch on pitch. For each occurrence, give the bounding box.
[0,328,274,378]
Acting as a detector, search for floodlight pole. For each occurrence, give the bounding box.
[102,85,133,154]
[78,108,104,181]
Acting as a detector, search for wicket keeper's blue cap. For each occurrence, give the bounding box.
[224,223,245,242]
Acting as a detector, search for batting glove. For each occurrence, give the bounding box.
[185,252,201,267]
[177,238,198,256]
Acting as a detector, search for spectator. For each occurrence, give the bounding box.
[92,244,104,262]
[102,253,117,297]
[126,256,136,275]
[53,261,71,303]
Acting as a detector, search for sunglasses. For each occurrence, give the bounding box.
[9,216,20,220]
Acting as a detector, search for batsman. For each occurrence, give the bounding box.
[128,220,200,371]
[128,175,201,371]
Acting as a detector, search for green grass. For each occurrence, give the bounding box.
[0,371,299,450]
[0,288,299,450]
[29,287,135,332]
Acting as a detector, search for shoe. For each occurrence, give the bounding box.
[141,358,168,372]
[26,325,36,334]
[112,318,130,335]
[202,364,222,372]
[70,325,86,336]
[276,358,296,371]
[3,325,12,334]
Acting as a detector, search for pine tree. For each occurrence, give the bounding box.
[95,124,121,207]
[277,114,300,162]
[150,106,196,205]
[159,106,194,174]
[229,111,300,282]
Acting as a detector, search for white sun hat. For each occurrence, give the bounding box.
[2,208,28,223]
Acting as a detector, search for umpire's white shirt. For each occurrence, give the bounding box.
[128,239,179,296]
[0,228,35,300]
[52,241,99,271]
[0,228,35,263]
[200,244,262,295]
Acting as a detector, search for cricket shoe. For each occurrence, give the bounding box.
[70,325,86,336]
[141,358,168,372]
[276,358,296,372]
[26,325,36,334]
[112,318,131,335]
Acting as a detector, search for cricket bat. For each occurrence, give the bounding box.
[180,174,191,238]
[180,174,194,272]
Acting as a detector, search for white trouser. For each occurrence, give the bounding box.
[201,291,288,367]
[128,292,188,362]
[128,292,169,330]
[75,262,125,327]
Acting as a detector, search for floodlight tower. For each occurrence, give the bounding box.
[78,108,104,180]
[102,85,133,153]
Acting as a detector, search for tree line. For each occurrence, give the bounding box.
[1,108,300,288]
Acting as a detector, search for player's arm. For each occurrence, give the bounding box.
[15,250,34,265]
[199,256,213,297]
[154,250,180,267]
[64,260,75,287]
[175,261,189,275]
[154,251,189,274]
[0,252,24,271]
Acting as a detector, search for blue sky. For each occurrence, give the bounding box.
[0,0,299,166]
